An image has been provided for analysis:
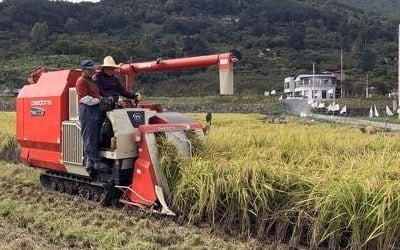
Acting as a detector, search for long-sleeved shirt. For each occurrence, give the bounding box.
[93,72,135,99]
[76,76,101,106]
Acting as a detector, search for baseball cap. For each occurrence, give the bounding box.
[80,60,98,69]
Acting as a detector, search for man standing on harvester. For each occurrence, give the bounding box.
[76,56,142,177]
[76,60,110,174]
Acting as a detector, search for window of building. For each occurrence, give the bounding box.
[322,90,327,98]
[312,90,319,98]
[309,78,318,86]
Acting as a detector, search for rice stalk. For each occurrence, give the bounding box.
[0,132,20,162]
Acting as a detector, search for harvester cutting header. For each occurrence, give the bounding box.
[16,52,237,215]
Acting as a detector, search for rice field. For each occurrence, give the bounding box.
[164,114,400,249]
[2,111,400,249]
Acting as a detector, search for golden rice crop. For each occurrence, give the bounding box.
[0,112,18,162]
[0,112,15,136]
[162,114,400,249]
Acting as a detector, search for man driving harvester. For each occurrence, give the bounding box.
[93,56,142,149]
[94,56,141,107]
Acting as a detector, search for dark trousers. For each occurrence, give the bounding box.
[78,104,101,168]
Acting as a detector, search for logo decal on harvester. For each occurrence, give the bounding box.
[30,107,46,116]
[127,111,145,128]
[133,113,142,122]
[31,100,52,106]
[30,99,51,116]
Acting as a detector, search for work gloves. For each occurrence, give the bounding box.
[99,96,115,111]
[99,93,141,111]
[134,92,141,102]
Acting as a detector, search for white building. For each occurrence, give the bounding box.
[284,74,337,100]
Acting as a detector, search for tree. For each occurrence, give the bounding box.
[31,22,48,49]
[139,34,154,54]
[287,29,305,51]
[182,35,209,55]
[359,49,376,72]
[65,18,79,33]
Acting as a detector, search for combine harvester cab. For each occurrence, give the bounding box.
[16,52,237,215]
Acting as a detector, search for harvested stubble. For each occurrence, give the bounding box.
[0,162,267,250]
[159,113,400,249]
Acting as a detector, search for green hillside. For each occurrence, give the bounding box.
[339,0,400,18]
[0,0,397,96]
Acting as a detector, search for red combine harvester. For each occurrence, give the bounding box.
[16,53,237,215]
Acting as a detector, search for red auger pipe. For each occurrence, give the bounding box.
[118,52,233,75]
[117,53,235,92]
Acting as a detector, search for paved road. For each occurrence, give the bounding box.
[282,99,400,130]
[308,113,400,131]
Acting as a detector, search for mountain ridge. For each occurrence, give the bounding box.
[0,0,397,96]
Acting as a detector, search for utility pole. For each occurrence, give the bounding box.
[341,48,344,98]
[366,73,369,99]
[398,24,400,118]
[312,62,315,100]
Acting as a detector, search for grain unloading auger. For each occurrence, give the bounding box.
[16,52,237,215]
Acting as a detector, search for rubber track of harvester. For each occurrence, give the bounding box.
[40,171,122,207]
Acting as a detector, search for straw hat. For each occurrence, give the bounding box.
[101,56,119,68]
